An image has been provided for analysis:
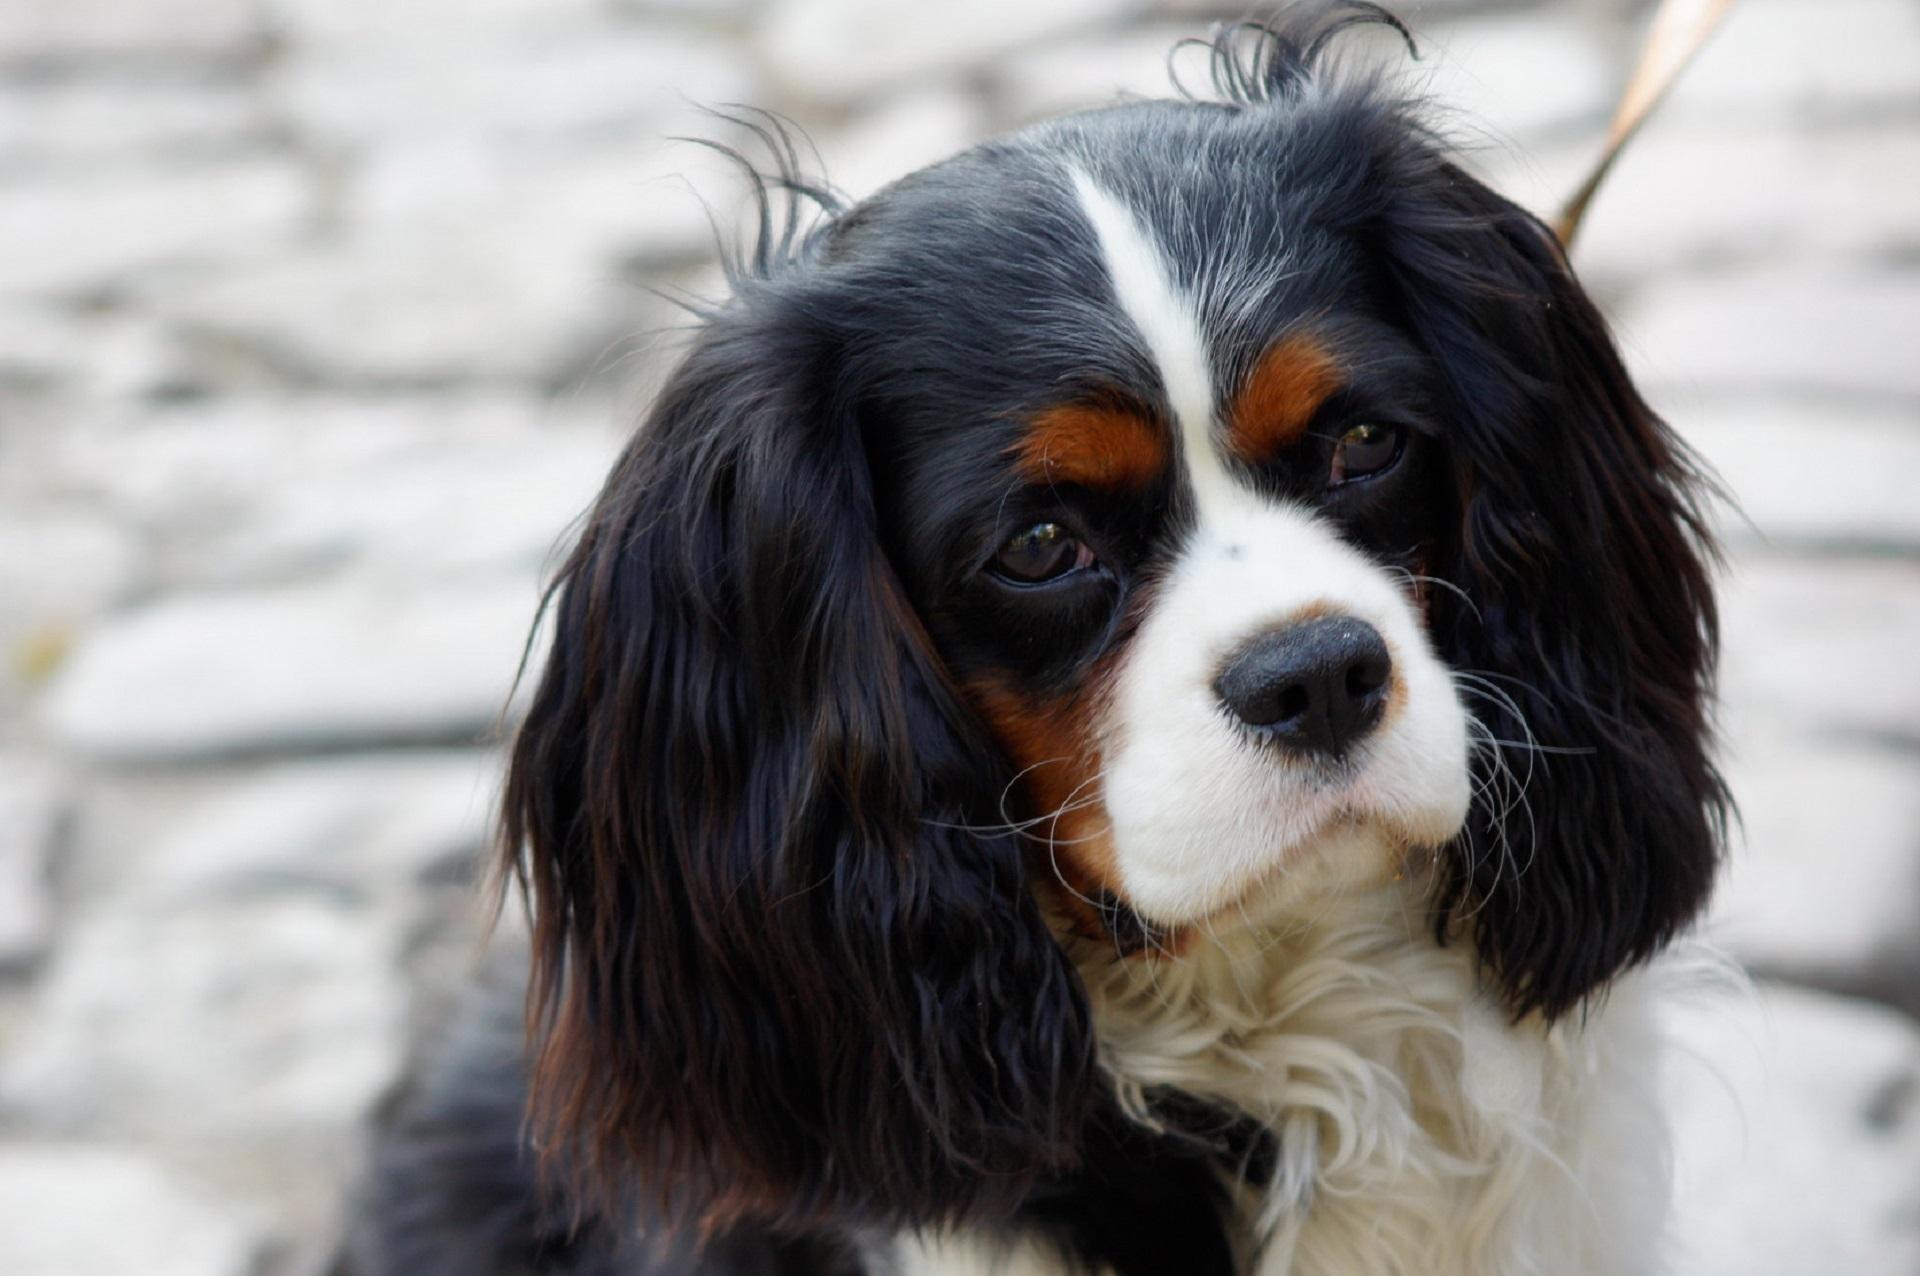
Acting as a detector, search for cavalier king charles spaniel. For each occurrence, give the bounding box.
[362,6,1727,1274]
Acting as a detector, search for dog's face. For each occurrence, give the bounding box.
[866,142,1474,936]
[502,15,1725,1240]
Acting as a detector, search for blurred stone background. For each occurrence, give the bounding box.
[0,0,1916,1273]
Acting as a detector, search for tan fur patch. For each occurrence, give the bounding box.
[962,677,1158,946]
[1226,332,1344,465]
[1013,404,1167,491]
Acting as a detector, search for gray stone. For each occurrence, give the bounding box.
[1676,398,1920,550]
[0,757,63,968]
[139,749,501,899]
[1666,982,1920,1276]
[985,24,1206,126]
[0,894,407,1137]
[19,394,608,535]
[0,81,265,173]
[192,423,618,587]
[1666,0,1920,123]
[270,28,752,150]
[613,0,764,17]
[1718,556,1920,743]
[345,136,725,274]
[1568,122,1920,282]
[1709,721,1920,976]
[1618,270,1920,401]
[754,0,1118,105]
[41,578,543,759]
[0,505,140,714]
[147,230,618,387]
[264,0,607,45]
[0,1144,262,1276]
[0,160,308,299]
[0,0,266,70]
[0,306,191,402]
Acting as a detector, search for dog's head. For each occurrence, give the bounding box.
[502,6,1725,1237]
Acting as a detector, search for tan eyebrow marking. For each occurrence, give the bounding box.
[1012,403,1169,491]
[1225,332,1345,466]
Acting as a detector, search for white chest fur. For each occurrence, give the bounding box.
[1076,881,1676,1276]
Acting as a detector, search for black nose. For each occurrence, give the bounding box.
[1214,616,1393,757]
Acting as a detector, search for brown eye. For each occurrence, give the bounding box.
[990,522,1091,584]
[1330,422,1404,485]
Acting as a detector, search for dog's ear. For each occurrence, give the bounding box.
[502,288,1096,1234]
[1380,162,1729,1020]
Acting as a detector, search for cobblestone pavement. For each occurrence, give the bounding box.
[1,2,1917,1274]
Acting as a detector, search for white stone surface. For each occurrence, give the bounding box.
[756,0,1119,105]
[0,160,309,298]
[346,137,724,270]
[0,81,263,171]
[22,394,608,533]
[0,1143,262,1276]
[985,24,1203,125]
[42,579,544,759]
[0,895,407,1136]
[1667,982,1920,1276]
[195,426,616,587]
[615,0,762,16]
[264,0,608,45]
[1710,722,1920,975]
[1718,557,1920,744]
[271,29,752,149]
[148,231,615,386]
[1676,397,1920,549]
[0,506,140,710]
[0,305,191,401]
[0,757,62,968]
[140,749,500,899]
[1619,270,1920,401]
[1667,0,1920,122]
[1571,122,1920,280]
[0,0,265,68]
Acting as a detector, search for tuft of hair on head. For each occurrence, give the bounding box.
[1170,1,1417,106]
[665,104,846,299]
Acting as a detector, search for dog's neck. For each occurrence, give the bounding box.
[1060,874,1673,1276]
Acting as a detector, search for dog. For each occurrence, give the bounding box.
[359,6,1728,1273]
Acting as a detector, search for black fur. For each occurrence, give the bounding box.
[502,277,1099,1233]
[1383,171,1728,1019]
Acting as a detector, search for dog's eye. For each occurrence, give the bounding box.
[990,522,1092,584]
[1330,423,1404,485]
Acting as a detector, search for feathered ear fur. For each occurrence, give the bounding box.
[500,279,1096,1235]
[1380,161,1729,1020]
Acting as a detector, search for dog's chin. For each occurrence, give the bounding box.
[1115,806,1463,940]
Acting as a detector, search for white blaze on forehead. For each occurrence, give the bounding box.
[1069,170,1238,511]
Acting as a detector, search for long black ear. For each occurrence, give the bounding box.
[501,286,1095,1235]
[1382,163,1729,1020]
